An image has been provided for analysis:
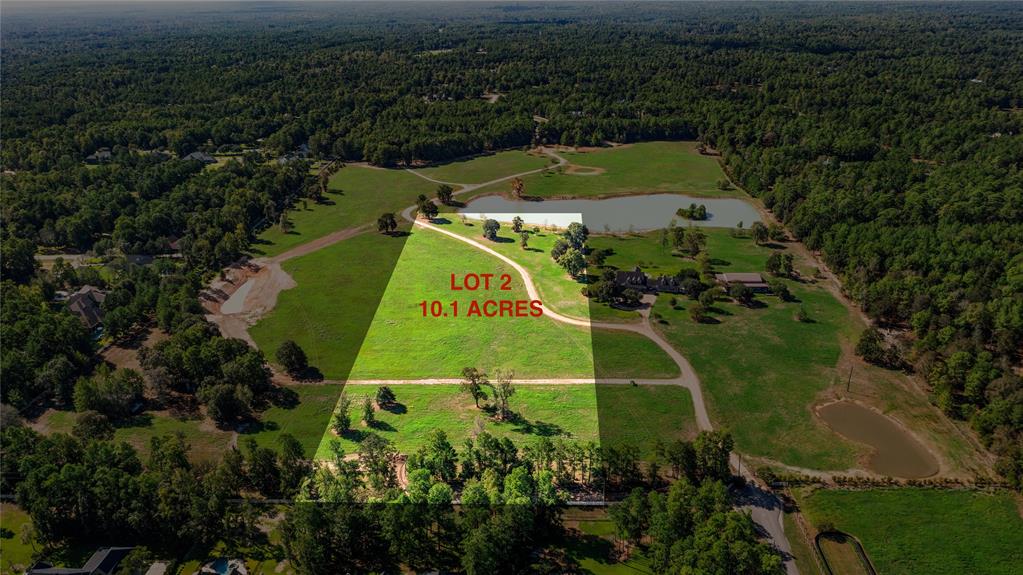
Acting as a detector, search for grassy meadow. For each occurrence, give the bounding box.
[315,383,695,459]
[412,150,552,184]
[243,384,345,458]
[586,229,863,469]
[794,488,1023,575]
[254,165,435,258]
[465,142,737,202]
[316,384,601,458]
[34,409,234,463]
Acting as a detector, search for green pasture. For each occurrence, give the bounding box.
[465,142,737,202]
[412,150,551,184]
[254,165,435,258]
[795,488,1023,575]
[315,383,695,459]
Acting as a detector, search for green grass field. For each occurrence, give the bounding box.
[413,150,551,184]
[587,230,861,469]
[252,226,678,380]
[652,276,857,469]
[563,516,655,575]
[35,409,234,463]
[254,165,435,258]
[315,383,694,460]
[795,488,1023,575]
[1,504,37,574]
[243,384,345,458]
[316,384,600,457]
[590,228,783,279]
[465,142,737,202]
[595,385,697,456]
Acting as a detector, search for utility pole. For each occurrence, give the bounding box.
[846,366,853,393]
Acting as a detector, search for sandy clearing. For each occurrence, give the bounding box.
[221,278,255,314]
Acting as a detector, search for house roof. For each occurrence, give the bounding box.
[615,266,647,286]
[67,285,106,329]
[184,151,217,164]
[28,547,133,575]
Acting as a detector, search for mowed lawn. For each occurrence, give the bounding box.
[795,488,1023,575]
[595,385,697,457]
[440,217,640,323]
[590,228,781,279]
[315,383,695,459]
[254,165,435,258]
[590,230,861,469]
[253,225,678,380]
[1,504,36,574]
[249,231,409,380]
[316,384,600,458]
[465,142,737,201]
[563,516,655,575]
[243,384,345,458]
[412,150,552,184]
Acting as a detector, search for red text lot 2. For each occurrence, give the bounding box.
[450,273,512,291]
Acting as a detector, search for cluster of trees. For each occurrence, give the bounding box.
[4,390,765,573]
[610,480,781,574]
[1,426,309,552]
[139,321,271,425]
[675,203,708,221]
[1,153,312,268]
[550,222,589,278]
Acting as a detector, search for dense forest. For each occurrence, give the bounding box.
[0,0,1021,566]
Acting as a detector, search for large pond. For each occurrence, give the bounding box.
[817,401,939,479]
[459,193,761,231]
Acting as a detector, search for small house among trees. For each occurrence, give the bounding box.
[67,285,107,329]
[183,151,217,164]
[714,272,770,293]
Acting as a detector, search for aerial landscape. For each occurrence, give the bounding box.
[1,2,1021,574]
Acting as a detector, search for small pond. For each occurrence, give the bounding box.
[459,193,761,231]
[817,401,938,479]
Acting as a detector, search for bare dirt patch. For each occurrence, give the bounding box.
[101,327,169,371]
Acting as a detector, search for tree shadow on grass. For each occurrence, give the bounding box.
[367,420,397,432]
[492,235,516,244]
[562,530,620,572]
[263,386,300,410]
[115,413,155,429]
[506,412,567,437]
[293,366,325,382]
[380,402,407,415]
